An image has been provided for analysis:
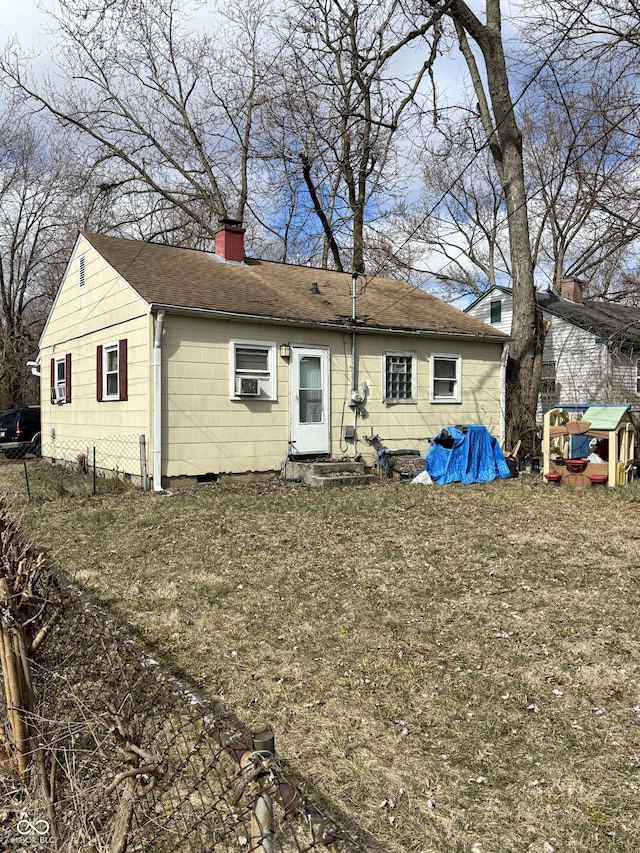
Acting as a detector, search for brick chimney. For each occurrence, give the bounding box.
[215,218,245,263]
[560,276,584,303]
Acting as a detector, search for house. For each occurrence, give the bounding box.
[38,223,508,489]
[465,278,640,422]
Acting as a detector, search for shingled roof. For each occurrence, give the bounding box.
[536,290,640,350]
[82,232,506,340]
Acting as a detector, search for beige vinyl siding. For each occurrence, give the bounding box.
[39,237,152,474]
[161,316,289,476]
[350,335,503,465]
[41,237,148,347]
[158,319,503,476]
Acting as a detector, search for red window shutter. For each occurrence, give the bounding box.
[65,353,72,404]
[97,345,103,401]
[118,339,128,401]
[50,358,55,404]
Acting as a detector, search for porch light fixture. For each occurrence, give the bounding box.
[279,344,291,359]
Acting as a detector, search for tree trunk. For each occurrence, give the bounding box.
[449,0,541,454]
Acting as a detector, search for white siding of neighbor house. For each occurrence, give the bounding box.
[465,290,513,336]
[39,236,152,476]
[543,314,611,404]
[467,289,640,421]
[610,353,640,422]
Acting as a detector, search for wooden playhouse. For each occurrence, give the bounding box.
[542,405,636,487]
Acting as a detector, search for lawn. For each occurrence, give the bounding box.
[3,460,640,852]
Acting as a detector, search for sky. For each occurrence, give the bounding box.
[0,0,56,84]
[0,0,50,50]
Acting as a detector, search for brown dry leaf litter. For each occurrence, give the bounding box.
[2,461,640,852]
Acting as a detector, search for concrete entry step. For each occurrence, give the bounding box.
[307,472,378,488]
[287,459,376,487]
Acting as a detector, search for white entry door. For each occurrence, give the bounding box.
[290,346,330,455]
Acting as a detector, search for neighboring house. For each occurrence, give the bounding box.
[465,278,640,422]
[38,223,508,488]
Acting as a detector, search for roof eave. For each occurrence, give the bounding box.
[148,303,509,342]
[540,304,640,348]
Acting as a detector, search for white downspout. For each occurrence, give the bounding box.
[500,341,509,447]
[152,310,165,492]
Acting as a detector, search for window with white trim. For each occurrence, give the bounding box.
[105,343,119,397]
[230,340,277,400]
[431,354,462,403]
[383,352,416,403]
[97,340,128,402]
[490,299,502,324]
[50,354,72,404]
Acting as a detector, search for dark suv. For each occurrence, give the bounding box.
[0,407,41,458]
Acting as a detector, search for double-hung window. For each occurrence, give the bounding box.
[230,340,277,400]
[384,352,416,404]
[50,354,72,404]
[97,340,128,401]
[490,300,502,324]
[430,354,462,403]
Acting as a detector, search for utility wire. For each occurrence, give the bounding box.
[371,98,640,319]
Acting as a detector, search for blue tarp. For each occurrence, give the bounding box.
[426,424,511,484]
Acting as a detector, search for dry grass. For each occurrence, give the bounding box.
[2,459,640,852]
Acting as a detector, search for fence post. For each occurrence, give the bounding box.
[23,461,31,502]
[93,447,97,495]
[140,435,148,491]
[241,728,275,853]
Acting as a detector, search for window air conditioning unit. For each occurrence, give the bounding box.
[235,377,260,396]
[51,385,66,404]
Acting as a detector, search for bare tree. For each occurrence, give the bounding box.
[0,108,81,407]
[409,2,640,447]
[411,64,640,302]
[408,108,511,301]
[259,0,441,273]
[0,0,275,248]
[411,0,542,452]
[528,1,640,300]
[522,66,640,295]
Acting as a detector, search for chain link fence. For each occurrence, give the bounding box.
[0,498,373,853]
[17,434,148,499]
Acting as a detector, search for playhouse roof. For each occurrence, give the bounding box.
[582,405,632,430]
